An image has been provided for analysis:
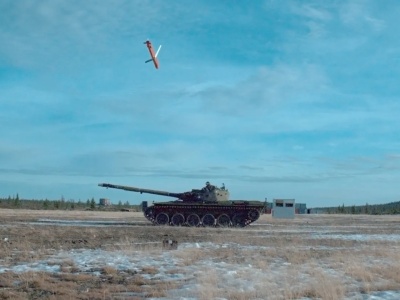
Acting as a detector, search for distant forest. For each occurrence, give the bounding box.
[0,194,142,211]
[313,201,400,215]
[1,194,399,215]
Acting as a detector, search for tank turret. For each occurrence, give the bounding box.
[98,181,229,203]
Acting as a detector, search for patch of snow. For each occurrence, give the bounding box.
[311,233,400,241]
[349,290,400,300]
[20,219,146,227]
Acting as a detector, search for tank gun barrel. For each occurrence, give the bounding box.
[98,183,183,199]
[98,181,228,202]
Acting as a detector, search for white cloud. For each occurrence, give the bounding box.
[192,64,329,115]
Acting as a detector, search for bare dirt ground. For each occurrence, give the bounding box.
[1,209,400,299]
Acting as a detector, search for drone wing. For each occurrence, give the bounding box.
[155,45,162,57]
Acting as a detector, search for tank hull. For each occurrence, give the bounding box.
[144,200,266,227]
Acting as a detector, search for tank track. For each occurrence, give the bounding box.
[144,202,265,227]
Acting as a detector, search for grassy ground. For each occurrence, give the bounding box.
[0,209,399,299]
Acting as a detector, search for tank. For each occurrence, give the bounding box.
[98,181,267,227]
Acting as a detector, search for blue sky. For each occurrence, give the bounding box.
[1,0,399,207]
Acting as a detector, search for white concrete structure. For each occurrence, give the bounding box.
[272,199,295,219]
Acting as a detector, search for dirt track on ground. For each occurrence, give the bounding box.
[1,209,400,254]
[0,209,271,255]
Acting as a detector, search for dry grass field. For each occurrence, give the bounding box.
[1,209,400,299]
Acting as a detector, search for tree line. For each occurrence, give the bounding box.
[313,200,400,215]
[0,194,142,211]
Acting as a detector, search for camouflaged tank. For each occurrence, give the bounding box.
[98,181,267,227]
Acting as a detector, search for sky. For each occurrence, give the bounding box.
[1,0,400,207]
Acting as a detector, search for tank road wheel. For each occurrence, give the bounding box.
[248,209,260,221]
[232,214,246,227]
[171,213,185,226]
[187,214,200,227]
[155,213,169,225]
[217,214,231,227]
[202,214,215,227]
